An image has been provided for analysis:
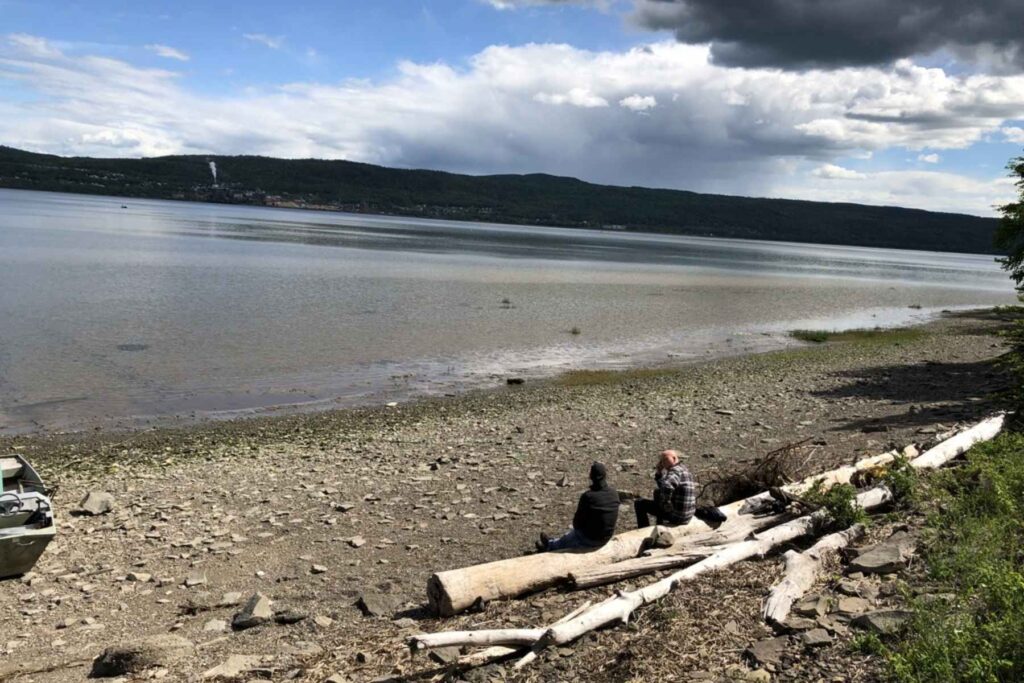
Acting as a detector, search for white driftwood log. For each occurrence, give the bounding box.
[417,486,892,657]
[450,600,595,668]
[910,413,1004,470]
[411,602,598,663]
[761,524,865,625]
[413,414,1006,671]
[429,447,901,616]
[569,546,719,589]
[426,527,656,616]
[511,487,892,669]
[426,415,1004,617]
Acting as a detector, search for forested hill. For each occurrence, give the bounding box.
[0,145,1000,254]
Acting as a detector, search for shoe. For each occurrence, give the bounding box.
[535,532,550,553]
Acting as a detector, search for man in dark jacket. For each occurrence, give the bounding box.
[537,462,619,552]
[634,449,697,527]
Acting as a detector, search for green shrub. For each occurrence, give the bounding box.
[883,455,919,508]
[803,481,867,531]
[882,432,1024,682]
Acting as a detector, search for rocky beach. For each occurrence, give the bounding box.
[0,309,1012,683]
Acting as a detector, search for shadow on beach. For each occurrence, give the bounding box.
[815,355,1011,433]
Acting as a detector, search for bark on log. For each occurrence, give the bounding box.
[426,527,656,616]
[761,524,865,625]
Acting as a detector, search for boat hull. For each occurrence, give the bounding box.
[0,526,55,579]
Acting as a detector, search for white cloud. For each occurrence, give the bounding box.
[534,87,608,108]
[1,34,1020,215]
[812,164,867,180]
[243,33,283,50]
[918,153,940,163]
[619,93,657,111]
[1004,126,1024,143]
[783,169,1016,215]
[7,33,60,59]
[145,44,189,61]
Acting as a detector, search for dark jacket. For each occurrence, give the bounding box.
[654,463,696,525]
[572,480,619,545]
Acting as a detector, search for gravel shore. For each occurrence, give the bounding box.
[0,309,1012,682]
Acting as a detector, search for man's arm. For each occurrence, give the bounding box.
[572,492,591,531]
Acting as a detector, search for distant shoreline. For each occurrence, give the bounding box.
[0,144,1001,254]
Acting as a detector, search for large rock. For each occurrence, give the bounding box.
[834,596,872,615]
[91,635,193,677]
[793,594,830,617]
[848,532,916,575]
[231,592,273,630]
[851,610,913,636]
[745,636,789,666]
[77,491,115,516]
[800,628,833,647]
[356,591,402,618]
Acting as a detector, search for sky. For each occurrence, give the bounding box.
[1,0,1023,216]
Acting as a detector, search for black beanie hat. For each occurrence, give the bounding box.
[589,461,607,482]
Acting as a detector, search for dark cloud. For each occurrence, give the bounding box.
[632,0,1024,70]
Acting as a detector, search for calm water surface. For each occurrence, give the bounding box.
[0,189,1014,433]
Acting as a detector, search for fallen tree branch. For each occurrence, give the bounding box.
[569,546,720,590]
[761,523,865,625]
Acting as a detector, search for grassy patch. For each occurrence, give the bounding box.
[789,327,925,346]
[879,432,1024,682]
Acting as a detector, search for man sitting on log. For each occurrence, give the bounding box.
[634,449,696,527]
[536,462,619,552]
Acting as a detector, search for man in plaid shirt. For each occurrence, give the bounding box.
[634,449,697,527]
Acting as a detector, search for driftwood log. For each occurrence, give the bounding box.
[426,527,656,616]
[761,524,865,625]
[411,413,1005,667]
[412,486,894,663]
[428,444,910,615]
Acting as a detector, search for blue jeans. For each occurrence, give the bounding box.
[546,528,601,551]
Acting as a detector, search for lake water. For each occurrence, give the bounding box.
[0,188,1015,434]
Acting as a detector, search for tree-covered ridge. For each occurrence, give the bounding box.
[0,145,1000,254]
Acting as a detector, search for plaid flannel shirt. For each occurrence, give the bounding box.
[654,463,696,524]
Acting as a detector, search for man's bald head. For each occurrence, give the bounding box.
[658,449,680,470]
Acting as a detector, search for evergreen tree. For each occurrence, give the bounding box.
[995,153,1024,288]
